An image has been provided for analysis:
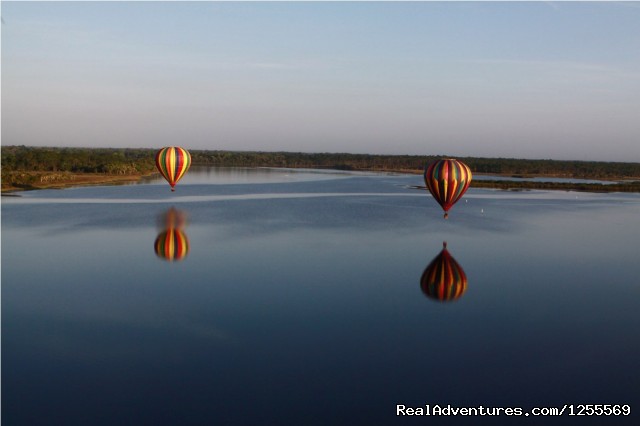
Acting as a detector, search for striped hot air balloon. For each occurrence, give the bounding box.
[420,242,467,302]
[154,228,190,262]
[155,146,191,191]
[424,159,472,219]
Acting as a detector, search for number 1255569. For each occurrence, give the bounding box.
[568,405,630,416]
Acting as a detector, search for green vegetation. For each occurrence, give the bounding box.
[188,150,640,180]
[2,145,640,192]
[177,150,640,193]
[1,146,156,174]
[1,146,157,190]
[470,180,640,193]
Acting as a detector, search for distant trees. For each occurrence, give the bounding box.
[2,145,640,183]
[1,146,156,174]
[467,157,640,179]
[189,150,640,179]
[471,179,640,193]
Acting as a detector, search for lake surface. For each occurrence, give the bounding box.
[2,168,639,425]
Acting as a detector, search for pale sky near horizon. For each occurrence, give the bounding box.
[2,1,639,162]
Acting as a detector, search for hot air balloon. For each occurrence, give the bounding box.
[424,159,472,219]
[420,242,467,302]
[155,146,191,191]
[154,207,189,262]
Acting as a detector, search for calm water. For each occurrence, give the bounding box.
[2,168,639,425]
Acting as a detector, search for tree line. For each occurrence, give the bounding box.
[1,146,156,174]
[3,145,640,181]
[470,179,640,193]
[189,150,640,179]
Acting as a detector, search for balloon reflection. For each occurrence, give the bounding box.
[154,207,189,262]
[420,242,467,302]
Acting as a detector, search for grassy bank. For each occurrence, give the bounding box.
[1,170,153,192]
[470,179,640,192]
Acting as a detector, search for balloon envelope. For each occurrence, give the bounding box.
[420,243,467,302]
[424,159,472,217]
[155,147,191,191]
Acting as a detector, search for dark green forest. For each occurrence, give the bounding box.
[4,145,639,177]
[1,146,156,174]
[187,150,640,179]
[2,145,640,191]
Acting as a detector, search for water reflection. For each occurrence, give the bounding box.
[420,242,468,302]
[154,207,189,262]
[143,165,354,186]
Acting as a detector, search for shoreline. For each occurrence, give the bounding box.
[2,168,639,194]
[1,171,154,193]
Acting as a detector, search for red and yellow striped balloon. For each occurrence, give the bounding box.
[424,159,472,218]
[155,146,191,191]
[420,242,467,302]
[154,228,189,262]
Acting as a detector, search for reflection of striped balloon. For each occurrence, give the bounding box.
[424,159,472,217]
[161,207,187,230]
[155,147,191,191]
[154,228,189,262]
[420,243,467,302]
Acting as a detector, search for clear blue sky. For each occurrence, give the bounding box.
[2,1,639,161]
